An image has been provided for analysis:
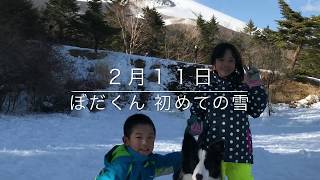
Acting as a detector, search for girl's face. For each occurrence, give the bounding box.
[213,49,236,78]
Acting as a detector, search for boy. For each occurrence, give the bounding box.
[95,114,181,180]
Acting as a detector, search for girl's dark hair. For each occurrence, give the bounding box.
[210,42,244,82]
[123,114,156,137]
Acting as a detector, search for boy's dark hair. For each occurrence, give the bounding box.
[210,42,244,82]
[123,114,156,137]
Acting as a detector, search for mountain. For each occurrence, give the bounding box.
[32,0,247,32]
[132,0,247,32]
[133,0,176,8]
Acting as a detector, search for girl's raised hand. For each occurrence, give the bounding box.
[244,65,263,88]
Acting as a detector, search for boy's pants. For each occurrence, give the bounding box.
[221,161,254,180]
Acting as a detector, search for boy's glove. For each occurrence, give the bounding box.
[244,65,263,88]
[187,115,203,136]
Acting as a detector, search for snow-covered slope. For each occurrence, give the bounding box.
[1,103,320,180]
[133,0,247,32]
[135,0,176,8]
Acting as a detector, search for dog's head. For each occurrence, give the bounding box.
[176,132,224,180]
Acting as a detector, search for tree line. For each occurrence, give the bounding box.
[0,0,319,113]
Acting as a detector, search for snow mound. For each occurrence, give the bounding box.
[290,95,320,108]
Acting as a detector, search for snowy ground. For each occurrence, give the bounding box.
[1,103,320,180]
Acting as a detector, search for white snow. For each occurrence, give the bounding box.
[304,76,320,86]
[291,95,320,108]
[306,76,320,83]
[1,104,320,180]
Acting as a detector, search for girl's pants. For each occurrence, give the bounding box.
[221,161,254,180]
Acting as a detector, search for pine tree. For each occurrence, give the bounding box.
[0,0,41,39]
[196,14,219,63]
[81,0,118,53]
[295,16,320,78]
[207,15,219,44]
[243,19,257,35]
[43,0,79,42]
[196,14,206,34]
[296,48,320,78]
[277,0,315,70]
[254,26,280,45]
[309,15,320,49]
[139,7,165,57]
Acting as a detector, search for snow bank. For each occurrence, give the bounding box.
[290,95,320,108]
[1,103,320,180]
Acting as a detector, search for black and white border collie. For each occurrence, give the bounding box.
[174,131,224,180]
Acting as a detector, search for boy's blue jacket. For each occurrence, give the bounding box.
[95,144,181,180]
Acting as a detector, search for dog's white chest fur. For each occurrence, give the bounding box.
[176,132,223,180]
[182,150,221,180]
[192,150,209,180]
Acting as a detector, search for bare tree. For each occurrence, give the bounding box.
[164,24,200,62]
[105,0,143,54]
[252,43,286,116]
[128,11,143,53]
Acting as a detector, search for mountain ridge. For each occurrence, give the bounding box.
[32,0,247,32]
[132,0,247,32]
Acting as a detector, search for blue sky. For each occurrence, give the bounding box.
[198,0,320,30]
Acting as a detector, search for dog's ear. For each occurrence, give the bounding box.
[181,130,199,174]
[209,140,225,153]
[182,130,198,151]
[205,140,225,179]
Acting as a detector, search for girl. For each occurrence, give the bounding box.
[187,42,267,180]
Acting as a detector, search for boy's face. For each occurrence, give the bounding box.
[124,124,155,156]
